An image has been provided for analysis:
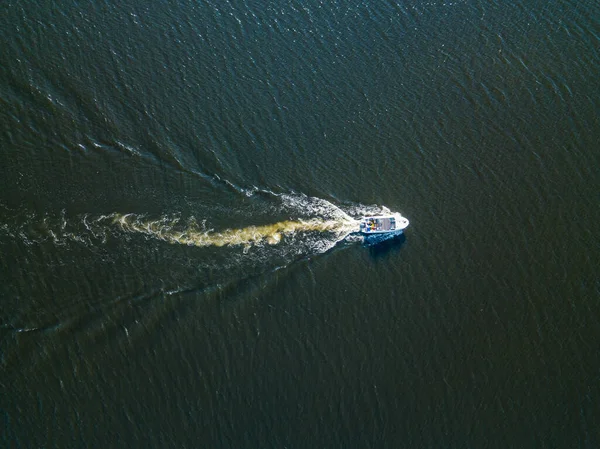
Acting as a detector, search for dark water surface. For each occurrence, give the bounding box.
[2,0,600,447]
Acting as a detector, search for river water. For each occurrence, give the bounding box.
[1,0,599,447]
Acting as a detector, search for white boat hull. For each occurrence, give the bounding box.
[358,214,409,235]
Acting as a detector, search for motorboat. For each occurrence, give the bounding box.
[358,214,409,234]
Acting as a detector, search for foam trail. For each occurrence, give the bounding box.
[1,192,402,252]
[113,214,358,248]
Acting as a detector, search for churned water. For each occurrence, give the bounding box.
[1,0,599,447]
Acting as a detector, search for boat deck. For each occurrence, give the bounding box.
[361,216,396,233]
[378,217,395,231]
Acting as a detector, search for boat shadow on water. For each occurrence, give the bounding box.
[363,232,407,258]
